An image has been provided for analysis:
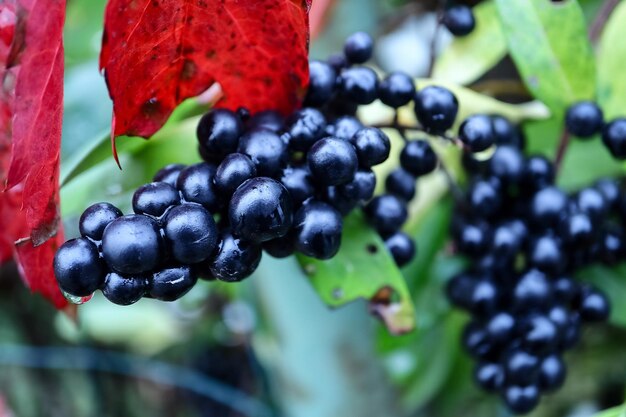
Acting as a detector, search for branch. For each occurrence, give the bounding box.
[589,0,621,44]
[554,129,571,174]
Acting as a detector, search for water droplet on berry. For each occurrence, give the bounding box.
[62,290,92,305]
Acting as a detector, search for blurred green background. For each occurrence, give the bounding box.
[1,0,626,416]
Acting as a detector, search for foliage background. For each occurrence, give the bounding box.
[0,0,626,416]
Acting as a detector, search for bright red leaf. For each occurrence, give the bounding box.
[101,0,312,139]
[0,0,67,309]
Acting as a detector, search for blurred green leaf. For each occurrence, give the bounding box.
[433,1,507,85]
[495,0,595,114]
[61,117,201,219]
[64,0,108,66]
[591,405,626,417]
[296,212,416,334]
[578,264,626,328]
[597,1,626,119]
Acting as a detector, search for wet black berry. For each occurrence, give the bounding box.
[339,67,379,105]
[378,72,415,108]
[177,163,221,211]
[400,140,437,176]
[54,238,106,297]
[246,110,284,133]
[414,86,458,134]
[523,155,554,190]
[285,107,327,151]
[602,118,626,159]
[153,164,185,186]
[305,60,337,106]
[338,169,376,201]
[459,115,495,153]
[443,5,476,37]
[364,194,408,235]
[565,101,604,138]
[502,385,539,414]
[197,109,243,159]
[238,128,288,177]
[492,115,525,149]
[307,137,358,186]
[539,355,566,392]
[209,231,262,282]
[384,231,416,267]
[79,202,123,241]
[343,31,374,64]
[164,203,218,264]
[229,177,294,243]
[352,127,391,168]
[150,265,198,301]
[529,186,568,228]
[101,214,164,274]
[385,168,417,201]
[474,362,505,392]
[214,153,257,196]
[262,234,295,259]
[132,182,180,217]
[280,165,316,207]
[326,116,363,141]
[102,272,149,306]
[489,145,524,184]
[294,200,343,260]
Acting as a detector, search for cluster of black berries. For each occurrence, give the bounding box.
[53,32,439,305]
[447,109,617,413]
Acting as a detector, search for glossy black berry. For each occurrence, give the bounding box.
[307,137,358,186]
[442,5,476,37]
[539,355,566,392]
[101,272,149,306]
[505,350,540,385]
[578,286,610,322]
[326,116,363,141]
[229,177,294,243]
[262,234,295,259]
[280,165,315,207]
[560,212,594,247]
[305,60,337,106]
[293,200,343,260]
[492,224,522,263]
[163,203,218,264]
[474,362,505,392]
[132,182,180,217]
[378,72,415,108]
[594,178,620,209]
[602,118,626,159]
[529,186,568,228]
[384,232,416,267]
[176,163,220,211]
[197,109,243,159]
[492,115,525,149]
[101,214,164,274]
[54,238,106,297]
[522,315,558,354]
[576,187,608,220]
[153,164,185,186]
[238,128,288,177]
[455,221,491,257]
[467,279,499,316]
[214,153,257,196]
[513,269,552,311]
[324,186,359,216]
[385,168,416,201]
[459,115,495,153]
[400,140,437,176]
[364,194,408,235]
[338,169,376,201]
[565,101,604,138]
[600,226,624,264]
[523,155,554,190]
[485,312,516,344]
[150,265,198,301]
[343,31,374,64]
[209,231,262,282]
[414,86,458,134]
[462,322,494,359]
[79,202,123,241]
[339,67,379,105]
[528,235,564,275]
[502,385,540,414]
[285,107,327,151]
[352,127,391,168]
[467,180,500,217]
[552,276,578,305]
[489,145,524,184]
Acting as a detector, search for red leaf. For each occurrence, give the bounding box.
[101,0,312,139]
[0,0,67,309]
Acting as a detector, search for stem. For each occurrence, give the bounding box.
[554,129,571,173]
[589,0,621,44]
[426,0,445,78]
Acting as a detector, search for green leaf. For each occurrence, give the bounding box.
[433,1,507,85]
[591,405,626,417]
[578,264,626,328]
[597,1,626,119]
[495,0,595,114]
[296,212,416,334]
